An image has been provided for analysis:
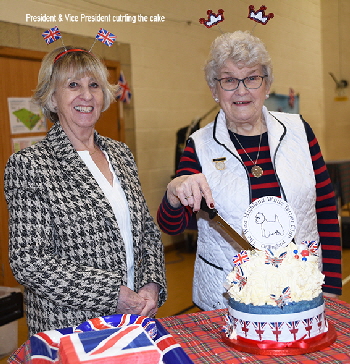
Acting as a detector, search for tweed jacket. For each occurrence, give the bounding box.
[4,122,167,336]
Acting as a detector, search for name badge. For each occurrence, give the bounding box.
[213,157,226,170]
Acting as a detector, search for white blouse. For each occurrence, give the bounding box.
[78,151,134,290]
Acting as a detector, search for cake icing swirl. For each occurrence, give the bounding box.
[225,242,324,306]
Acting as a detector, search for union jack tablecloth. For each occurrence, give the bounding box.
[158,298,350,364]
[8,314,193,364]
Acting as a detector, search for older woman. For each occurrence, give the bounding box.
[157,31,341,311]
[4,46,167,336]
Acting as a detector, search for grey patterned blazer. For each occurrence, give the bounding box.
[4,122,167,336]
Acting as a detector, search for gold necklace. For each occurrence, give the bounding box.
[232,125,264,178]
[89,147,98,155]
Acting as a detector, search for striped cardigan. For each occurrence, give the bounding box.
[158,110,341,298]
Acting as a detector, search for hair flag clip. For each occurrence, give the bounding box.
[42,26,116,54]
[248,5,274,25]
[199,9,225,28]
[42,26,62,45]
[89,28,117,51]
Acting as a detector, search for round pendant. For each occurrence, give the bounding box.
[251,165,263,178]
[215,161,226,170]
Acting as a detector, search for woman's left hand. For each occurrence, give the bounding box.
[138,282,160,317]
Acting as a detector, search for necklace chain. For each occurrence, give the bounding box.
[231,125,264,178]
[89,147,98,155]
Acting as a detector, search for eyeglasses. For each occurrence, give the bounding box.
[214,75,268,91]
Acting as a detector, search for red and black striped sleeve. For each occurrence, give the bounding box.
[304,121,342,295]
[157,139,199,234]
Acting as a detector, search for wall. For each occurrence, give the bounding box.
[321,0,350,161]
[0,0,347,247]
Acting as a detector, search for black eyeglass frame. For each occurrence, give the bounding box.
[214,75,268,91]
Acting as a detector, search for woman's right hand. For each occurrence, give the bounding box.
[116,285,147,315]
[166,173,214,212]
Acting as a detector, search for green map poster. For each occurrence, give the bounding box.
[8,97,47,134]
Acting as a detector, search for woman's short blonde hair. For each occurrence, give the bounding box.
[204,31,273,89]
[33,46,118,122]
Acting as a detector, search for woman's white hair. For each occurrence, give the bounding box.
[204,30,273,89]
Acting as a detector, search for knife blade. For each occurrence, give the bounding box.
[200,198,255,251]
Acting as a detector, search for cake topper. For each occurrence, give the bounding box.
[248,5,274,25]
[242,196,297,251]
[199,9,225,28]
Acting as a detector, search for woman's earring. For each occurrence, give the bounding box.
[266,94,269,99]
[214,98,219,102]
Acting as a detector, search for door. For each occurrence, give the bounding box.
[0,47,122,286]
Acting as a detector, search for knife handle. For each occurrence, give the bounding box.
[200,197,217,219]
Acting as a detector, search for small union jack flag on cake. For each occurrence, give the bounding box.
[96,28,116,47]
[42,26,62,44]
[232,251,249,267]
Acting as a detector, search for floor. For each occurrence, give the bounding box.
[1,244,349,363]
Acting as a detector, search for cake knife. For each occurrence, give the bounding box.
[200,198,255,251]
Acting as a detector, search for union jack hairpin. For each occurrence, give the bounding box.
[42,26,62,45]
[41,26,117,62]
[89,28,117,51]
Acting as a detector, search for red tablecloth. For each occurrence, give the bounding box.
[158,297,350,363]
[8,298,350,364]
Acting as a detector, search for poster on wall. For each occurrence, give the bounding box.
[11,136,45,153]
[264,91,300,114]
[8,97,46,134]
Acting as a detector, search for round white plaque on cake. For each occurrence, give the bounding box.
[242,196,297,251]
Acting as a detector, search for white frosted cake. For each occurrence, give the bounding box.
[224,241,328,345]
[222,197,336,354]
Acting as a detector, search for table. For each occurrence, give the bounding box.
[158,297,350,363]
[8,298,350,364]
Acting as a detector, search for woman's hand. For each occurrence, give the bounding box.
[166,173,214,212]
[116,285,147,315]
[138,282,160,317]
